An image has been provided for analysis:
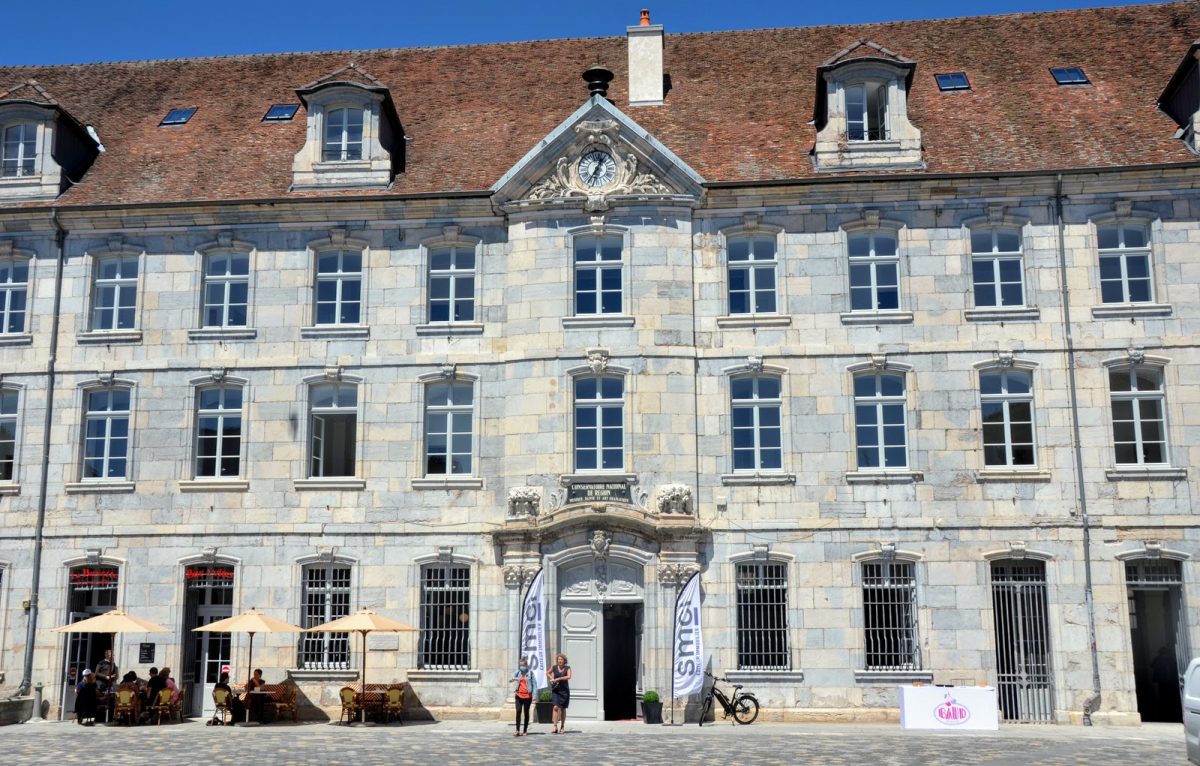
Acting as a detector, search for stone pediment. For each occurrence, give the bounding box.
[491,95,704,212]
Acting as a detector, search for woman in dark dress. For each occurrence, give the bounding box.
[547,653,572,734]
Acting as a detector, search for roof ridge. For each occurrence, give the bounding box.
[0,1,1191,69]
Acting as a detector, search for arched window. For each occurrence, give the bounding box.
[1097,223,1152,305]
[194,384,243,479]
[418,561,471,670]
[970,228,1025,308]
[82,387,132,480]
[1,123,37,178]
[424,380,474,476]
[322,108,363,162]
[852,372,907,469]
[734,560,790,670]
[201,252,249,328]
[298,561,352,669]
[845,82,888,141]
[727,236,778,315]
[309,382,357,478]
[573,235,623,316]
[313,249,362,326]
[0,387,17,482]
[847,230,900,312]
[0,253,29,334]
[860,559,920,671]
[730,375,782,471]
[1109,365,1168,465]
[574,375,623,471]
[427,245,476,323]
[980,368,1035,467]
[90,255,139,331]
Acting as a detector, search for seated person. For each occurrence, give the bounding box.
[213,672,237,724]
[74,669,98,726]
[161,666,181,705]
[243,668,267,723]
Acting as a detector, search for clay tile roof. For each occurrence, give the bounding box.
[821,39,914,67]
[0,1,1196,209]
[0,79,59,106]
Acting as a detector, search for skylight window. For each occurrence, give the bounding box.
[160,108,197,126]
[1050,67,1089,86]
[263,104,300,122]
[934,72,970,91]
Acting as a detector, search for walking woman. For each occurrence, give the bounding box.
[547,653,572,734]
[511,656,533,736]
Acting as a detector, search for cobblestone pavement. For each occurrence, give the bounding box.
[4,719,1187,765]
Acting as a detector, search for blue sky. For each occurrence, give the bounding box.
[2,0,1165,66]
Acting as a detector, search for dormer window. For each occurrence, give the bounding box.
[322,107,364,161]
[1159,42,1200,155]
[845,83,887,142]
[1,123,37,177]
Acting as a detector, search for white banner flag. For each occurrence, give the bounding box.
[672,571,704,698]
[520,569,547,693]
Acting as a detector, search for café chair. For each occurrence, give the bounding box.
[211,688,231,726]
[382,684,404,725]
[113,686,138,726]
[338,686,359,725]
[149,688,174,725]
[272,684,299,723]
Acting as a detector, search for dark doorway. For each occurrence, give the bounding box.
[603,603,640,721]
[1126,559,1189,723]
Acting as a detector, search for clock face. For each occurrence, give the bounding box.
[578,150,617,188]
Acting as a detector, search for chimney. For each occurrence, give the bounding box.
[627,8,664,106]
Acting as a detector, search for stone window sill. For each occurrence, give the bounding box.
[406,669,481,683]
[178,479,250,493]
[0,482,19,496]
[293,478,367,491]
[839,311,914,326]
[65,481,136,494]
[845,470,923,485]
[0,333,32,347]
[287,668,356,682]
[559,472,637,486]
[964,307,1041,322]
[720,472,796,486]
[561,315,635,329]
[411,477,484,490]
[725,670,805,683]
[1091,303,1172,319]
[415,322,484,337]
[715,314,792,329]
[188,327,257,342]
[300,325,370,340]
[854,670,934,684]
[1106,467,1187,481]
[76,330,142,345]
[976,469,1052,483]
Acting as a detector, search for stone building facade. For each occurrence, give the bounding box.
[0,4,1198,725]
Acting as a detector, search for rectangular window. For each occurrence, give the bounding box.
[309,383,357,477]
[862,560,920,671]
[202,252,249,328]
[1110,366,1167,465]
[195,385,243,478]
[298,564,351,669]
[980,369,1035,467]
[848,231,899,311]
[574,376,623,471]
[731,376,782,471]
[1050,67,1089,85]
[2,123,38,177]
[0,388,16,482]
[82,388,130,480]
[91,255,139,331]
[425,381,473,475]
[735,562,790,670]
[846,83,887,141]
[574,236,623,315]
[419,564,471,670]
[428,246,475,323]
[727,236,778,315]
[853,373,907,470]
[1097,224,1152,304]
[263,104,300,122]
[314,250,362,325]
[159,108,197,126]
[934,72,970,91]
[971,229,1025,308]
[322,108,364,162]
[0,255,29,334]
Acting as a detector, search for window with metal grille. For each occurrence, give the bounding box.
[91,255,139,331]
[1097,224,1152,304]
[980,368,1036,467]
[970,228,1025,308]
[847,230,900,311]
[428,246,475,323]
[0,254,29,334]
[2,123,38,177]
[861,560,920,671]
[419,564,471,670]
[990,560,1054,722]
[0,388,16,482]
[574,376,623,471]
[309,382,357,478]
[194,385,243,479]
[1125,558,1183,586]
[727,236,778,315]
[298,563,351,669]
[731,375,782,471]
[424,380,473,475]
[323,108,363,161]
[735,562,790,670]
[314,250,362,326]
[574,235,623,315]
[202,252,249,328]
[1109,365,1168,466]
[82,387,131,480]
[853,372,908,470]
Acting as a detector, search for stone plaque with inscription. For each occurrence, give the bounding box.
[567,481,632,504]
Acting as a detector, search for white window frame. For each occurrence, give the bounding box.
[0,252,29,334]
[852,371,908,470]
[427,244,476,324]
[734,560,791,671]
[417,561,472,671]
[970,227,1026,309]
[0,385,18,483]
[423,379,474,476]
[1,122,37,178]
[845,81,889,142]
[1108,365,1169,466]
[193,384,244,479]
[573,374,625,472]
[730,374,783,473]
[313,249,363,327]
[847,229,901,312]
[81,385,132,481]
[90,254,140,332]
[308,381,358,478]
[201,251,250,328]
[322,106,364,162]
[1097,222,1154,305]
[573,234,625,316]
[298,561,353,669]
[979,367,1037,468]
[726,235,779,316]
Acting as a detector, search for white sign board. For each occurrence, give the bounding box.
[899,686,999,731]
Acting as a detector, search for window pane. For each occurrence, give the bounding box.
[879,375,904,397]
[996,231,1021,252]
[1096,226,1119,250]
[1108,369,1131,392]
[1122,226,1146,249]
[1134,368,1161,391]
[847,234,870,258]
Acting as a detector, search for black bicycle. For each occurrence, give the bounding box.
[698,671,759,725]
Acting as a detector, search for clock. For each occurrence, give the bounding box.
[578,150,617,188]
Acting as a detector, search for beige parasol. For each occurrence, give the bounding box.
[192,608,303,688]
[52,609,171,636]
[305,608,417,721]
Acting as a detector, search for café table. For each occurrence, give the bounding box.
[246,689,274,725]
